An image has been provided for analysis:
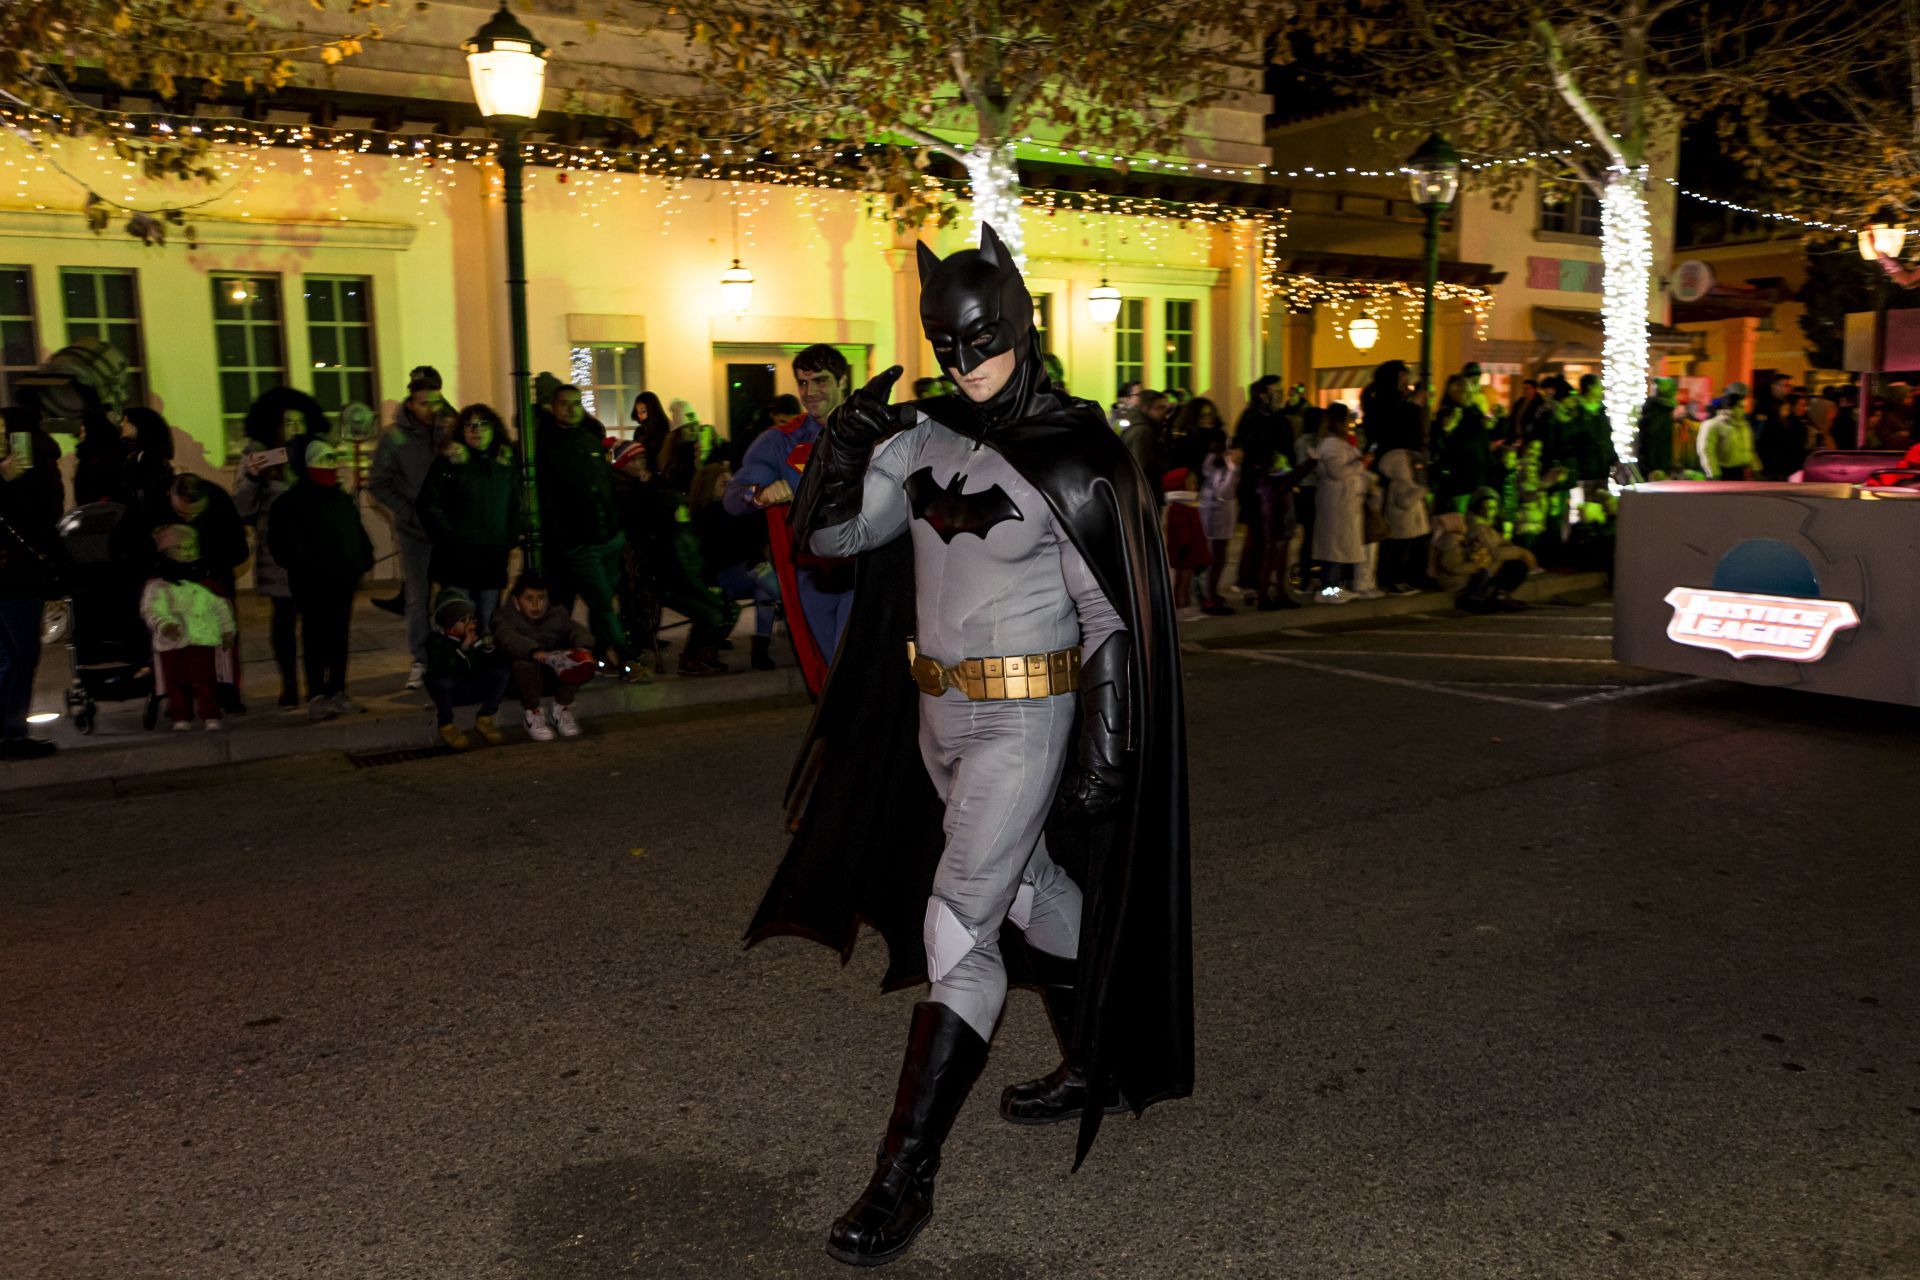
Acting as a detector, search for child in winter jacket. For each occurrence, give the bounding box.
[423,586,511,751]
[140,525,237,730]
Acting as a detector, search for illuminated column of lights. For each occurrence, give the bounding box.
[964,142,1024,270]
[1601,169,1651,477]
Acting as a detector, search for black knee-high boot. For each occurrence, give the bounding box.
[998,979,1127,1126]
[827,1001,988,1267]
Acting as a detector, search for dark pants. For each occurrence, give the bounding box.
[1293,490,1318,588]
[511,659,579,710]
[1205,540,1229,605]
[298,588,354,698]
[555,536,632,662]
[160,646,220,723]
[1234,501,1266,592]
[1379,535,1430,590]
[1460,558,1529,604]
[0,595,42,740]
[269,595,298,698]
[665,586,736,652]
[426,666,511,726]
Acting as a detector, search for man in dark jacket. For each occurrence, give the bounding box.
[269,441,374,722]
[1635,378,1679,477]
[369,367,445,688]
[0,409,64,758]
[534,376,637,677]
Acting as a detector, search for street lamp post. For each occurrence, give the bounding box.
[1859,209,1909,412]
[465,3,549,572]
[1406,133,1462,411]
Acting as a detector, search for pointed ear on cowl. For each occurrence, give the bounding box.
[978,222,1006,266]
[916,241,942,284]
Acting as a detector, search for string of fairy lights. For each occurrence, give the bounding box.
[0,98,1862,374]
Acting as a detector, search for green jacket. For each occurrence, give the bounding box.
[535,409,620,550]
[420,448,520,589]
[1702,410,1755,477]
[267,483,374,594]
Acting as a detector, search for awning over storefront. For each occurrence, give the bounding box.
[1314,364,1378,390]
[1282,251,1505,288]
[1533,306,1701,363]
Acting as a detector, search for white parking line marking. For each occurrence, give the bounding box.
[1219,649,1700,711]
[1221,649,1555,707]
[1322,630,1613,640]
[1242,649,1622,665]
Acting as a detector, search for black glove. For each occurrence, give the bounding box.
[1053,632,1131,823]
[791,366,903,543]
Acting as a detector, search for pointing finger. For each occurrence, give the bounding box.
[863,365,904,403]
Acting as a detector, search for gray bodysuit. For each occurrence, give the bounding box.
[810,411,1126,1040]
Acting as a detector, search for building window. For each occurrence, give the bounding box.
[0,267,37,405]
[1163,299,1195,393]
[1033,294,1054,354]
[570,343,645,425]
[212,274,287,456]
[1114,298,1146,391]
[304,276,377,415]
[60,267,147,407]
[1540,186,1602,237]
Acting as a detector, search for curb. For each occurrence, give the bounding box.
[0,664,815,795]
[1179,571,1610,646]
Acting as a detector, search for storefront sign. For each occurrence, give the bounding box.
[1663,587,1859,662]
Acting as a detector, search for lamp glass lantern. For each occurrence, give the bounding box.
[1347,313,1380,351]
[719,260,755,314]
[1406,133,1463,209]
[1858,211,1908,263]
[1088,280,1122,326]
[464,4,549,121]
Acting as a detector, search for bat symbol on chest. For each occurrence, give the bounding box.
[906,467,1024,543]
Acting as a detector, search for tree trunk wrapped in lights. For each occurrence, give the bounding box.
[641,0,1252,242]
[1601,170,1652,469]
[1290,0,1886,478]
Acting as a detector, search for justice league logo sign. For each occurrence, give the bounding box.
[1664,537,1861,663]
[1663,588,1859,662]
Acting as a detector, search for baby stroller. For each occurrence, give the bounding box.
[55,501,160,733]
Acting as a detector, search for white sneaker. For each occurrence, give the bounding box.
[331,691,364,715]
[1175,606,1204,623]
[524,709,556,742]
[406,662,425,690]
[1353,587,1386,600]
[205,720,223,732]
[173,721,193,732]
[551,705,581,738]
[1315,587,1354,605]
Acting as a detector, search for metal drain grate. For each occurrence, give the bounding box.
[345,744,457,769]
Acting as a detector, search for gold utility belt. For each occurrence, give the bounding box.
[908,639,1081,701]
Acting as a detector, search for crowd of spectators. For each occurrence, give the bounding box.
[0,328,1905,759]
[0,339,866,758]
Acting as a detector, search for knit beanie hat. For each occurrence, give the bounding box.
[305,439,339,470]
[433,586,475,631]
[533,371,565,408]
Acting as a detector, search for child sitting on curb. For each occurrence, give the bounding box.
[423,587,511,750]
[140,525,237,732]
[491,572,597,742]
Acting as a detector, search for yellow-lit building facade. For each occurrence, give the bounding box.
[0,1,1279,486]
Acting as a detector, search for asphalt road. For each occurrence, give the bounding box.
[4,593,1916,1279]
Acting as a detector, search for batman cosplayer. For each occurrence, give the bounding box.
[745,224,1191,1267]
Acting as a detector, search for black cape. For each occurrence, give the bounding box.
[745,369,1191,1166]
